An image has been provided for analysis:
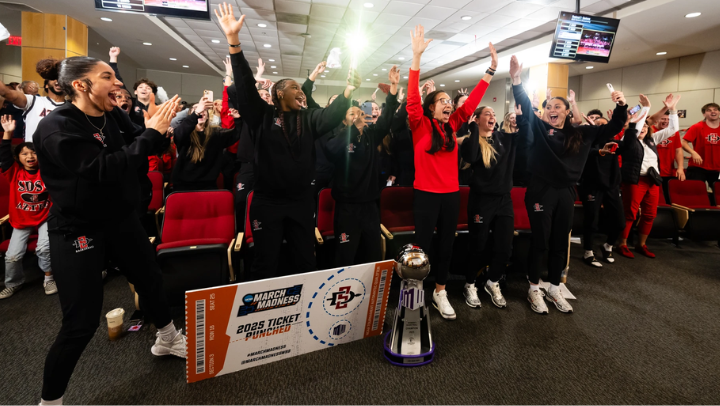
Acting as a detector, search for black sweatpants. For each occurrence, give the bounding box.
[334,201,382,267]
[524,179,574,286]
[413,189,460,286]
[579,184,624,250]
[247,194,316,281]
[42,215,172,401]
[234,163,254,232]
[220,149,240,191]
[686,167,719,205]
[465,193,514,284]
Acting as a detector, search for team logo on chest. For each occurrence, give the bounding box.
[658,139,672,147]
[93,133,107,147]
[237,183,245,191]
[347,143,355,153]
[473,214,483,224]
[73,236,94,253]
[533,203,544,212]
[252,220,262,231]
[706,133,720,144]
[339,233,350,243]
[548,129,555,136]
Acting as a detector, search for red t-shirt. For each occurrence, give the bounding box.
[2,164,51,229]
[407,68,488,193]
[653,125,681,177]
[683,121,720,171]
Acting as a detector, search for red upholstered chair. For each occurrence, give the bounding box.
[668,180,720,243]
[511,187,531,233]
[380,187,415,259]
[157,190,240,305]
[314,188,336,269]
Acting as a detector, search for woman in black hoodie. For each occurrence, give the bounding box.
[216,3,357,280]
[510,55,627,315]
[32,56,185,405]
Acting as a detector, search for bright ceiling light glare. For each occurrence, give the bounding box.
[321,75,326,78]
[398,57,405,60]
[258,23,267,28]
[364,2,374,8]
[101,17,112,22]
[366,78,370,81]
[269,59,275,62]
[685,12,701,18]
[270,65,277,68]
[211,39,220,43]
[169,58,177,61]
[373,73,378,76]
[586,66,594,69]
[461,16,472,21]
[403,76,408,79]
[455,79,460,82]
[182,65,189,68]
[656,51,667,55]
[143,42,152,46]
[382,68,387,71]
[263,44,272,48]
[440,84,445,87]
[273,71,278,74]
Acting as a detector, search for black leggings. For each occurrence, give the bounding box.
[42,215,172,401]
[247,194,316,281]
[413,189,460,286]
[579,184,624,250]
[465,193,514,284]
[524,179,574,286]
[334,201,382,267]
[234,163,254,232]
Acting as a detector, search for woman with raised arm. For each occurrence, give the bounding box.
[407,24,497,320]
[215,3,357,280]
[617,95,681,259]
[509,55,628,315]
[461,102,526,309]
[32,56,184,405]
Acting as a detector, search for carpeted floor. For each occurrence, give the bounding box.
[1,237,719,405]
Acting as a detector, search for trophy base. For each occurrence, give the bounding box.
[383,331,434,367]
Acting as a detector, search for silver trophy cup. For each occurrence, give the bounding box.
[383,244,435,366]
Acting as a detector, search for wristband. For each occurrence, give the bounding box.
[229,43,241,48]
[485,69,495,76]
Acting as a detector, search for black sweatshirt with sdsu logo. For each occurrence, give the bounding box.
[33,103,165,229]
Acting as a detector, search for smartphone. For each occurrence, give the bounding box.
[629,104,641,115]
[204,90,214,101]
[361,102,374,123]
[606,83,615,93]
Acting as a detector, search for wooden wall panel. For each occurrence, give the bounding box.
[67,17,88,56]
[22,48,66,85]
[21,12,45,48]
[547,64,569,89]
[43,14,66,50]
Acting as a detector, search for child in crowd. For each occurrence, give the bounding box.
[0,115,54,299]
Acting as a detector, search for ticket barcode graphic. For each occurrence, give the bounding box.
[372,269,388,331]
[195,299,206,374]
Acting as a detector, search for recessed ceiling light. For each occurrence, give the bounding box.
[656,51,667,55]
[382,68,387,71]
[182,65,189,68]
[685,12,701,18]
[461,16,472,21]
[403,76,408,79]
[271,65,276,68]
[398,57,405,60]
[269,59,275,62]
[364,2,374,8]
[169,58,177,61]
[263,44,272,48]
[455,79,460,82]
[366,78,370,81]
[373,73,378,76]
[273,71,278,74]
[226,55,230,58]
[143,42,152,46]
[100,17,112,22]
[321,75,326,78]
[440,84,445,87]
[586,66,594,69]
[211,39,220,44]
[258,23,267,28]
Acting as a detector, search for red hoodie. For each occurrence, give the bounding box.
[407,68,489,193]
[1,160,51,229]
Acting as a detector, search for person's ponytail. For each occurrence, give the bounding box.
[36,58,61,81]
[35,56,101,100]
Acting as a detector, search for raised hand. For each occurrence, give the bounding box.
[410,25,432,55]
[606,109,613,121]
[639,94,650,108]
[630,108,647,124]
[229,108,241,119]
[256,78,273,89]
[388,65,400,85]
[109,47,120,63]
[666,94,681,110]
[309,61,326,81]
[509,55,523,84]
[144,95,180,135]
[146,93,159,118]
[568,89,576,104]
[345,69,361,97]
[582,113,595,125]
[1,114,16,133]
[661,93,673,109]
[611,90,626,106]
[215,2,246,38]
[398,87,405,101]
[488,42,498,70]
[223,56,232,76]
[255,58,265,79]
[546,88,553,101]
[194,96,213,114]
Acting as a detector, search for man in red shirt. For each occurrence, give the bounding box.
[682,103,720,204]
[652,111,685,203]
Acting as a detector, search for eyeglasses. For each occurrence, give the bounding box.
[436,98,453,105]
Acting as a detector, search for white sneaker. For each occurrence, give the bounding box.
[484,281,507,308]
[463,283,481,308]
[44,280,58,295]
[527,288,548,314]
[545,287,574,313]
[151,331,187,358]
[0,285,21,299]
[432,289,456,320]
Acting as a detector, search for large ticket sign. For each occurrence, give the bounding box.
[185,261,394,383]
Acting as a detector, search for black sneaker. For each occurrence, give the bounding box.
[601,247,615,263]
[583,255,602,268]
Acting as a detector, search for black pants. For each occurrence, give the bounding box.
[686,167,719,205]
[579,184,624,250]
[413,190,460,286]
[234,163,254,232]
[661,176,674,204]
[42,215,172,401]
[248,194,316,281]
[334,201,382,267]
[465,193,514,284]
[220,150,240,191]
[524,179,574,286]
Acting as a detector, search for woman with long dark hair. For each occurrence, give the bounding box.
[32,56,184,405]
[408,24,497,320]
[215,3,357,280]
[510,55,627,314]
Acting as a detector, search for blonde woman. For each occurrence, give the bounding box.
[502,111,518,133]
[460,104,526,309]
[171,96,242,191]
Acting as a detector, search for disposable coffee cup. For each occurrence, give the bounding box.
[106,308,125,340]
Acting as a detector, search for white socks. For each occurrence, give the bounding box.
[603,243,613,252]
[529,284,540,292]
[40,396,63,405]
[584,250,594,259]
[465,283,475,289]
[44,275,54,282]
[549,284,560,294]
[486,279,497,287]
[158,322,179,342]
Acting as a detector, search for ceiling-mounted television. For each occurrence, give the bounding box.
[95,0,210,20]
[549,11,620,63]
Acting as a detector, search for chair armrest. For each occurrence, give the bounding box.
[315,227,324,245]
[227,240,236,282]
[671,203,695,213]
[0,214,9,226]
[155,206,165,238]
[380,224,393,240]
[234,233,243,252]
[670,205,690,229]
[148,236,156,244]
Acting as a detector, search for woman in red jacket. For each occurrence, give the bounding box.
[407,25,497,320]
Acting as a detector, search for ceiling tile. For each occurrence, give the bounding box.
[372,13,411,26]
[427,0,471,8]
[415,5,458,20]
[402,17,442,30]
[310,4,347,23]
[276,0,312,14]
[476,13,519,27]
[314,0,352,6]
[381,1,425,16]
[494,1,543,17]
[462,0,514,14]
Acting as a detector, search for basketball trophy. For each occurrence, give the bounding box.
[384,244,435,366]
